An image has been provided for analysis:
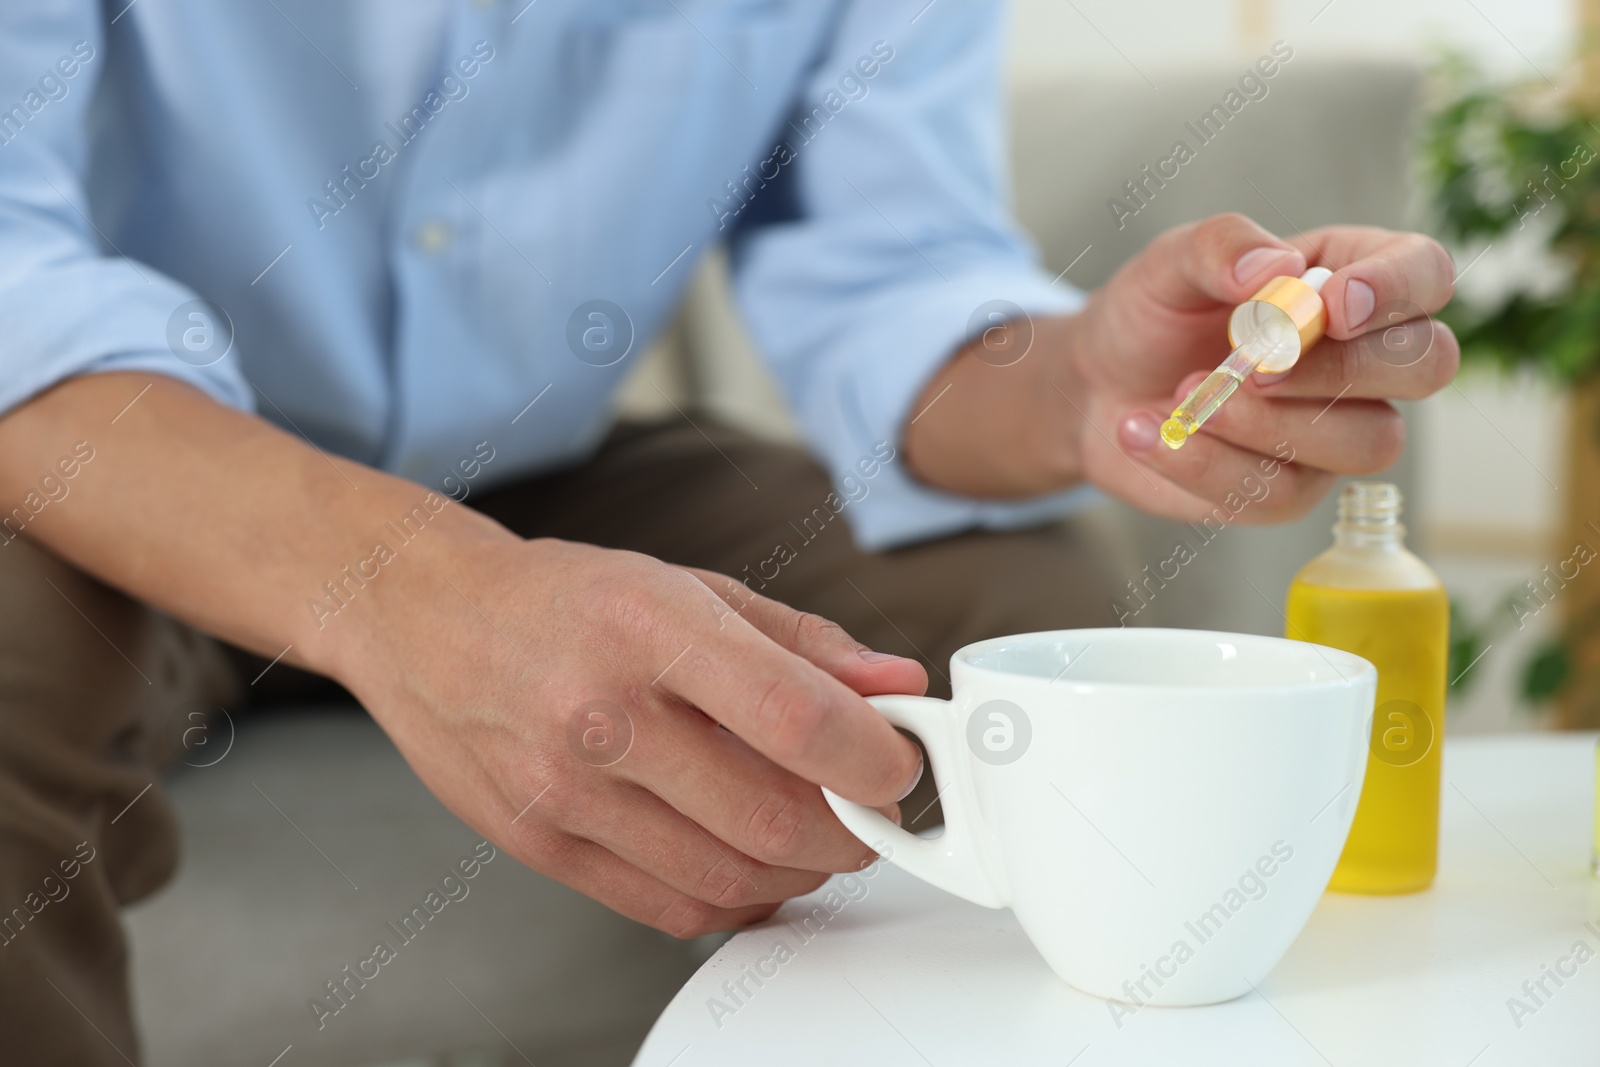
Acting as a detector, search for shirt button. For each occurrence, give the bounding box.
[414,220,453,255]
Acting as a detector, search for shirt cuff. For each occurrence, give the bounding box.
[802,269,1096,552]
[0,261,253,418]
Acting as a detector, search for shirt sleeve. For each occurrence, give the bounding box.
[729,0,1094,552]
[0,6,251,420]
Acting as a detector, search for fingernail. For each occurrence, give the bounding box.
[858,649,903,664]
[1251,367,1292,388]
[1234,247,1297,285]
[895,751,924,803]
[1118,411,1161,454]
[1345,279,1375,330]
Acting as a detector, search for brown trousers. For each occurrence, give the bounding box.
[0,418,1121,1065]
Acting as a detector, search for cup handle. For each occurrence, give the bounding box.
[822,694,1009,909]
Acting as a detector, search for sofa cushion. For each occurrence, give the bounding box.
[126,707,710,1067]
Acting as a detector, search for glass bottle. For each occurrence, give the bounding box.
[1286,482,1450,893]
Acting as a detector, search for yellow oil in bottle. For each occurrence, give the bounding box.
[1285,483,1449,894]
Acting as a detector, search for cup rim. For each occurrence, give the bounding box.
[952,627,1375,694]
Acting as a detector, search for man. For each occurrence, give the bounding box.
[0,1,1455,1063]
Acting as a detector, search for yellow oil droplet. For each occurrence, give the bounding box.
[1159,417,1189,450]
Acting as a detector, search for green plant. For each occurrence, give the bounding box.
[1425,55,1600,382]
[1426,54,1600,715]
[1446,596,1570,707]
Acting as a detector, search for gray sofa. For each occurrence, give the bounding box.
[125,57,1422,1067]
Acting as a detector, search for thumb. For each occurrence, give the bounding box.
[683,567,930,697]
[1134,212,1305,313]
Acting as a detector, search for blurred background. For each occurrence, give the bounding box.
[624,0,1587,739]
[130,3,1598,1065]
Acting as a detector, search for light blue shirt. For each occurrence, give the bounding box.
[0,0,1087,549]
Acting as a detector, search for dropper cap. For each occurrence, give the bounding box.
[1231,266,1332,374]
[1157,267,1334,450]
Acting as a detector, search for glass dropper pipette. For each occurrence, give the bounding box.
[1159,266,1333,450]
[1158,344,1268,449]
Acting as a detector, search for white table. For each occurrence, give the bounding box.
[633,734,1600,1067]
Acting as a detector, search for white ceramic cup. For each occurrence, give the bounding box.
[823,627,1375,1006]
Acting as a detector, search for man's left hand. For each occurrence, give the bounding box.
[902,213,1459,523]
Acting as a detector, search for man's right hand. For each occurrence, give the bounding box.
[341,538,927,936]
[0,374,925,937]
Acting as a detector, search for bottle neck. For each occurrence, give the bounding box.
[1333,522,1407,551]
[1332,482,1407,551]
